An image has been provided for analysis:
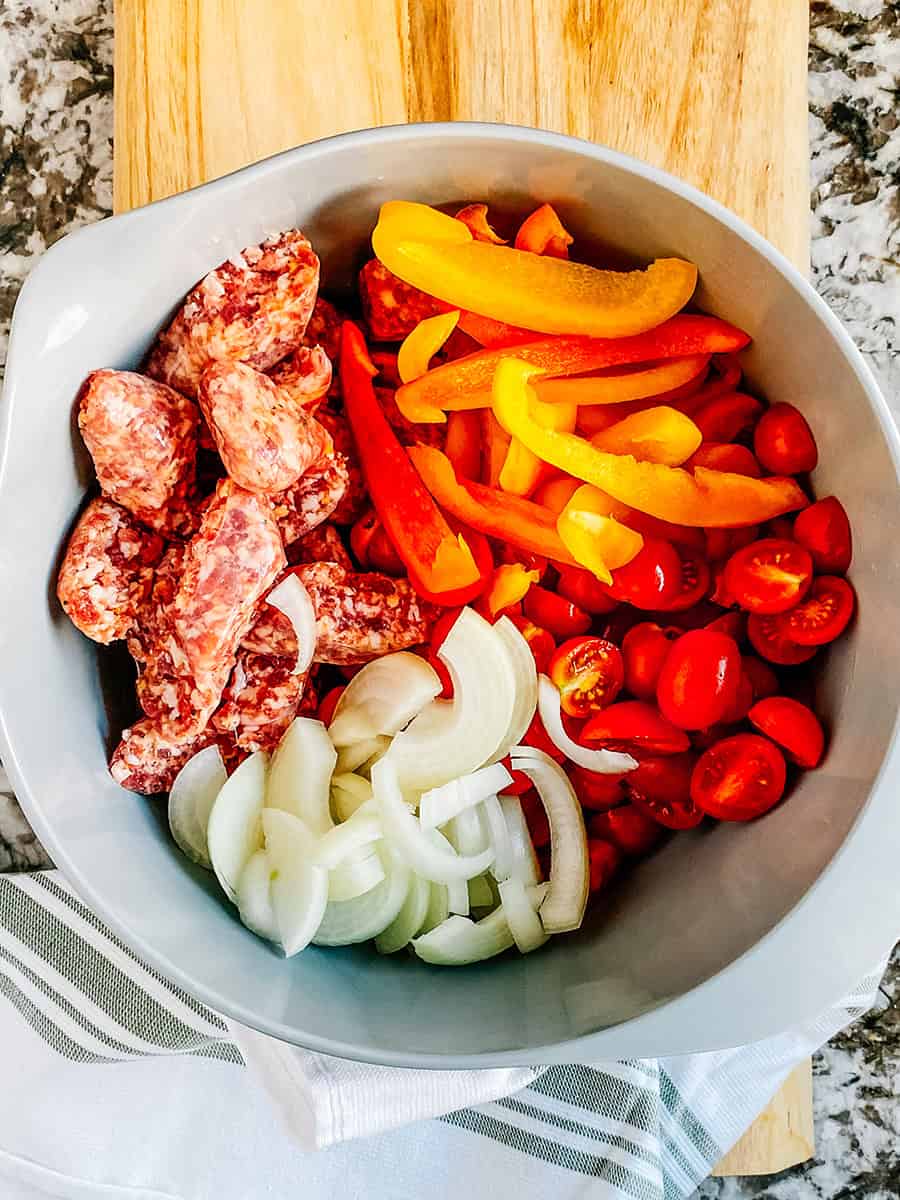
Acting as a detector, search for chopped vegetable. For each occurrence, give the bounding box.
[412,909,515,965]
[500,397,578,497]
[168,745,227,869]
[236,849,279,942]
[206,751,267,904]
[530,674,637,774]
[267,717,336,834]
[455,203,506,244]
[590,406,703,467]
[483,563,540,618]
[690,733,787,821]
[499,877,549,952]
[262,808,329,956]
[265,574,316,675]
[418,762,514,829]
[397,310,460,383]
[748,697,825,768]
[445,409,482,479]
[536,354,709,408]
[548,636,624,718]
[793,496,852,573]
[313,849,412,946]
[376,873,433,954]
[327,652,442,747]
[556,484,644,582]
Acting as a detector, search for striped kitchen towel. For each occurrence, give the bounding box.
[0,868,884,1200]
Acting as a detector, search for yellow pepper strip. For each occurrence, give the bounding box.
[482,411,511,487]
[589,406,702,466]
[372,201,697,339]
[556,485,645,584]
[485,563,541,618]
[534,476,580,516]
[499,397,578,497]
[535,354,709,407]
[491,358,808,528]
[397,310,461,385]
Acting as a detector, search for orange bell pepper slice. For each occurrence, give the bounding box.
[536,353,709,408]
[456,311,537,348]
[481,410,511,487]
[445,409,482,480]
[407,444,579,566]
[589,406,702,466]
[491,358,807,528]
[484,563,541,618]
[534,477,580,516]
[340,321,479,596]
[397,310,460,385]
[372,201,697,340]
[514,203,574,259]
[455,204,506,244]
[394,314,750,422]
[556,484,644,583]
[499,396,578,497]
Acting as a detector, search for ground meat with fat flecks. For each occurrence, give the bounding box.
[286,523,353,569]
[359,259,446,341]
[212,652,311,753]
[271,450,349,545]
[110,717,219,795]
[267,344,332,416]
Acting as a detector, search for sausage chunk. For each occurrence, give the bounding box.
[110,717,219,795]
[267,345,332,416]
[359,259,445,341]
[286,523,353,570]
[315,408,367,524]
[211,651,311,753]
[271,450,350,546]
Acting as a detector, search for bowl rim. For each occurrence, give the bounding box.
[3,120,899,1067]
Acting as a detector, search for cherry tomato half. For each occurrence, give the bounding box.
[718,669,754,723]
[747,613,818,665]
[548,636,624,718]
[793,496,852,574]
[705,525,760,564]
[754,403,818,474]
[590,804,662,855]
[317,685,345,727]
[748,696,825,768]
[692,392,762,443]
[588,839,622,891]
[508,613,557,674]
[705,611,746,642]
[722,538,814,615]
[741,654,780,700]
[556,564,620,614]
[520,788,551,848]
[661,550,711,612]
[568,763,626,810]
[581,701,691,755]
[689,442,762,477]
[602,537,683,610]
[690,733,787,820]
[624,754,702,829]
[780,575,855,646]
[655,629,742,730]
[523,585,591,639]
[621,622,680,701]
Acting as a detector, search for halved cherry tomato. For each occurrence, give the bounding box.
[779,575,855,646]
[705,524,760,563]
[661,550,711,611]
[602,537,683,610]
[588,839,622,891]
[722,538,814,615]
[793,496,852,574]
[523,585,591,638]
[690,733,787,820]
[747,613,818,665]
[754,403,818,474]
[520,788,551,848]
[317,685,346,727]
[655,629,742,730]
[719,669,754,723]
[590,804,661,855]
[741,654,779,700]
[766,516,795,541]
[567,763,626,810]
[581,701,691,755]
[692,392,762,443]
[508,613,557,674]
[688,442,761,477]
[621,622,679,701]
[748,696,825,768]
[350,509,406,575]
[705,611,745,641]
[624,754,702,829]
[548,636,624,718]
[522,710,565,762]
[556,564,620,614]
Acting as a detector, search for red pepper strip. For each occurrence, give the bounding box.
[679,353,743,413]
[395,314,751,422]
[407,444,580,566]
[445,410,482,480]
[457,311,538,348]
[514,203,574,259]
[340,321,479,596]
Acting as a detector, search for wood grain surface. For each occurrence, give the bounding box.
[113,0,813,1175]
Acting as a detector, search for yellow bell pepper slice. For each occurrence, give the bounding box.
[372,201,697,339]
[534,476,580,516]
[556,485,645,583]
[484,563,540,618]
[397,310,460,385]
[499,397,578,497]
[491,358,808,528]
[589,406,702,466]
[536,354,709,407]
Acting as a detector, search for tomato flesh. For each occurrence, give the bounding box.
[754,402,818,474]
[556,564,620,614]
[793,496,852,574]
[625,755,703,829]
[748,696,825,768]
[692,392,762,442]
[508,613,556,674]
[602,538,683,610]
[581,700,691,755]
[523,585,591,638]
[548,635,624,718]
[741,654,779,700]
[621,622,680,701]
[780,576,855,646]
[722,538,813,615]
[689,442,762,477]
[747,613,817,665]
[568,763,626,810]
[317,685,345,727]
[655,629,742,730]
[520,789,551,848]
[691,733,787,820]
[661,550,711,611]
[590,804,661,855]
[705,611,745,641]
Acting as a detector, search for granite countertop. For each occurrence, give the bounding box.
[0,1,897,1195]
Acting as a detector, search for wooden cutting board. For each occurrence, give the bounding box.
[113,0,813,1176]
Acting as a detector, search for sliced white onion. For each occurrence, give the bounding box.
[498,876,548,954]
[236,849,279,942]
[510,749,589,934]
[357,736,393,778]
[490,616,539,760]
[267,717,336,834]
[327,652,441,747]
[313,849,411,946]
[449,805,489,857]
[483,794,514,882]
[311,804,381,869]
[412,909,515,965]
[386,607,518,790]
[418,762,513,829]
[376,873,432,954]
[499,793,541,887]
[372,758,494,883]
[532,674,638,775]
[467,874,495,909]
[207,750,267,904]
[261,808,329,956]
[447,877,470,916]
[420,882,450,934]
[266,574,316,675]
[168,744,227,869]
[335,735,391,775]
[330,772,373,822]
[328,849,386,902]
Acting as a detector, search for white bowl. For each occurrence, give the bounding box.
[2,123,899,1067]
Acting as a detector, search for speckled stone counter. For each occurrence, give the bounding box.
[0,1,897,1194]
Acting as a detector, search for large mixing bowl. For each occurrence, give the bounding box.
[1,124,898,1067]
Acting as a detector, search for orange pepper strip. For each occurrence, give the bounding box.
[482,411,511,487]
[484,563,541,618]
[534,476,580,516]
[589,406,702,467]
[340,321,480,594]
[397,310,460,385]
[407,445,580,566]
[556,485,644,583]
[457,311,538,348]
[445,410,482,480]
[514,203,574,259]
[499,397,578,497]
[455,204,506,244]
[372,201,696,339]
[394,314,750,422]
[491,358,807,528]
[536,354,709,407]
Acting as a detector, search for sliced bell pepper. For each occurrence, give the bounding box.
[534,476,580,515]
[457,311,537,348]
[556,485,644,583]
[514,203,574,259]
[397,310,460,385]
[394,314,751,422]
[481,410,511,487]
[491,358,808,529]
[373,201,696,340]
[589,406,702,466]
[455,204,506,244]
[535,353,709,407]
[445,409,482,480]
[545,479,706,551]
[414,522,494,607]
[499,396,578,497]
[340,321,480,596]
[483,563,541,618]
[407,444,580,566]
